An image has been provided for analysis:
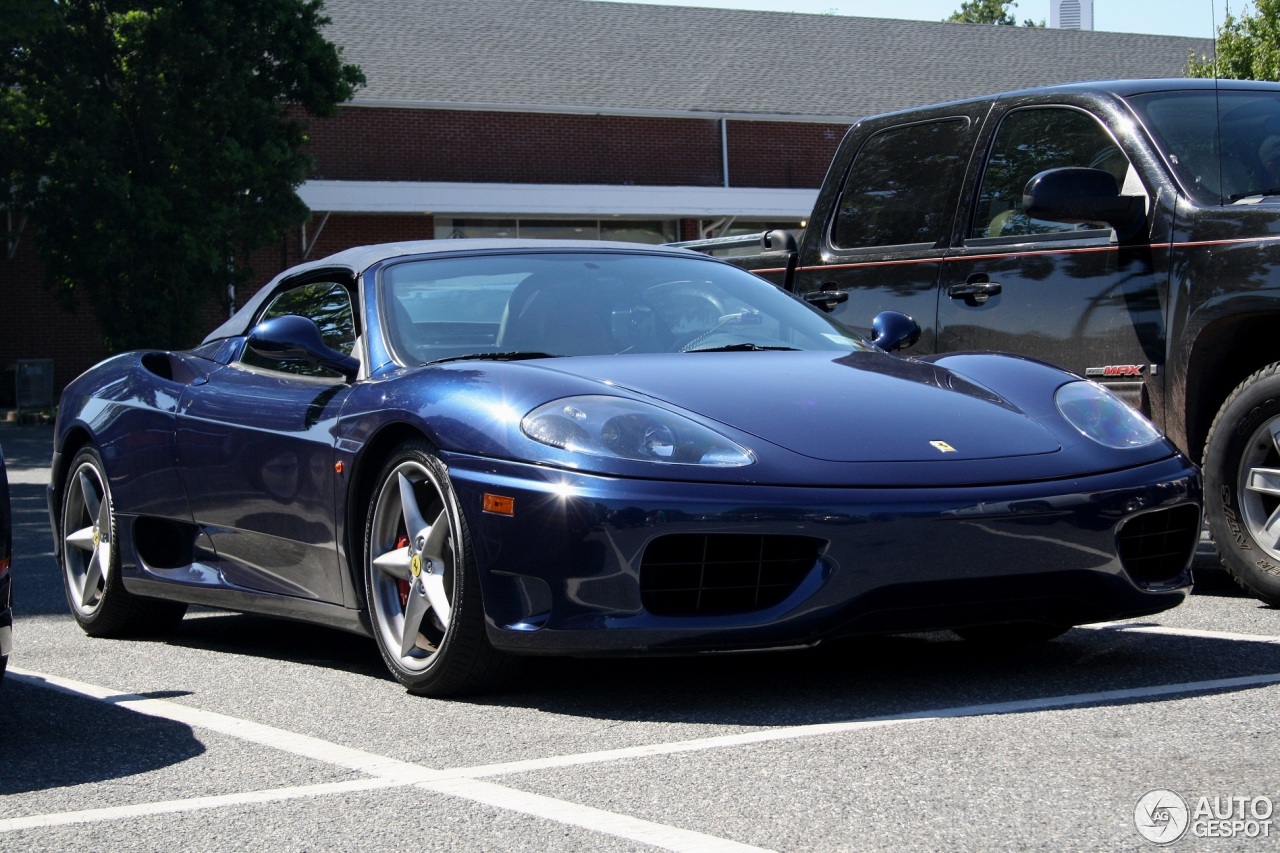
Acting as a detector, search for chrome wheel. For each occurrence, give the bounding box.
[368,457,455,671]
[1238,413,1280,562]
[363,440,512,695]
[62,454,114,618]
[1205,364,1280,605]
[58,445,186,636]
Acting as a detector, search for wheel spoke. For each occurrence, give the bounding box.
[372,546,413,582]
[397,472,428,539]
[1246,466,1280,499]
[1258,506,1280,552]
[78,470,101,522]
[423,571,452,627]
[65,523,96,554]
[1268,420,1280,456]
[421,508,449,566]
[399,583,430,657]
[80,545,105,607]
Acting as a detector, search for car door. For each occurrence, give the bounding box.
[791,104,989,351]
[936,103,1166,416]
[175,277,357,603]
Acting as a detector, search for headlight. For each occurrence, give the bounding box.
[1055,381,1162,449]
[522,395,755,466]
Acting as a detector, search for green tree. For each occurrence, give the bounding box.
[947,0,1044,27]
[4,0,364,351]
[1188,0,1280,80]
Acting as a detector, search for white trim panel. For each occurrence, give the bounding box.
[298,180,818,219]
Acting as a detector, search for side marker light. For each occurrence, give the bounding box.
[483,493,515,515]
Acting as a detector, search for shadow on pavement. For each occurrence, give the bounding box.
[0,675,205,795]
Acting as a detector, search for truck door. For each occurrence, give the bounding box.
[936,105,1165,416]
[792,110,985,352]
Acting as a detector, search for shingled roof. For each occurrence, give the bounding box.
[321,0,1214,122]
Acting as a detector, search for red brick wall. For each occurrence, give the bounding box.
[726,121,848,188]
[304,107,725,187]
[302,106,848,190]
[1,237,109,397]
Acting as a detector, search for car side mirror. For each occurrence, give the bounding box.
[1022,167,1146,241]
[247,315,359,381]
[870,310,921,352]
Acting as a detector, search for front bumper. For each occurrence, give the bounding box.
[443,452,1201,654]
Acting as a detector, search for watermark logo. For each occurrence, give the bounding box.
[1136,791,1276,843]
[1135,790,1190,845]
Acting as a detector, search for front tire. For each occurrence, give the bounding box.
[364,440,512,696]
[60,446,186,636]
[1204,364,1280,605]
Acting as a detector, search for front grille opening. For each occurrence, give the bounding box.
[639,533,824,616]
[1117,504,1201,586]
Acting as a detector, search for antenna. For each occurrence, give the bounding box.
[1213,0,1224,205]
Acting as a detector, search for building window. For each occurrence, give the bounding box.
[438,218,678,243]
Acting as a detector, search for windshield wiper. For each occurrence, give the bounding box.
[683,343,798,353]
[425,351,557,365]
[1229,187,1280,201]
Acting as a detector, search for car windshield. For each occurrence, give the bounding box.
[1128,88,1280,204]
[378,251,873,364]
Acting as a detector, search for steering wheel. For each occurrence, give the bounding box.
[646,282,726,351]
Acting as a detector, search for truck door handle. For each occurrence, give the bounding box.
[804,282,849,312]
[948,275,1002,306]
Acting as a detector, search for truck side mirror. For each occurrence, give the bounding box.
[1022,167,1146,241]
[759,229,798,257]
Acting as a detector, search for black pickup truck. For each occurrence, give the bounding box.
[678,78,1280,605]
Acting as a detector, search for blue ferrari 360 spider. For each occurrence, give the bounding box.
[48,240,1201,695]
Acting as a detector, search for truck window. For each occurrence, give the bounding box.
[1128,89,1280,204]
[971,107,1131,239]
[831,118,969,250]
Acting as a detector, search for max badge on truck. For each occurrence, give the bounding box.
[1086,364,1153,378]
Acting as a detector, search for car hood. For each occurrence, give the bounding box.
[536,350,1062,463]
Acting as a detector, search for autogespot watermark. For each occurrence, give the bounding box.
[1135,789,1276,844]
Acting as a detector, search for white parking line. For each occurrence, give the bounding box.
[1088,623,1280,644]
[6,624,1280,845]
[11,669,440,783]
[0,778,402,833]
[3,668,774,852]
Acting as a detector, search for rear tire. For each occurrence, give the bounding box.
[59,446,187,637]
[1203,364,1280,606]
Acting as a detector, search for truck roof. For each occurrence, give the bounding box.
[864,78,1280,122]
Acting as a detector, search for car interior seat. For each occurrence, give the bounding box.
[496,271,622,355]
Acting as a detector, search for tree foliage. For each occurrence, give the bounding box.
[2,0,364,351]
[947,0,1044,27]
[1187,0,1280,80]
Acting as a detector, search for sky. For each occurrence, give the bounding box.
[588,0,1231,39]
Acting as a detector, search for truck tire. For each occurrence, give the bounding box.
[1203,363,1280,605]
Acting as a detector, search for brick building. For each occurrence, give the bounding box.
[2,0,1211,398]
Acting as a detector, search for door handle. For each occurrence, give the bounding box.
[804,282,849,312]
[948,275,1002,306]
